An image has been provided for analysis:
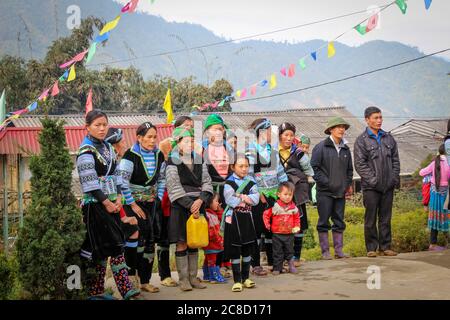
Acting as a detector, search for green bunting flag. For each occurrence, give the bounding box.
[396,0,407,14]
[354,24,367,35]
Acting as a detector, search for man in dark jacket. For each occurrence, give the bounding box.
[354,106,400,258]
[311,117,353,260]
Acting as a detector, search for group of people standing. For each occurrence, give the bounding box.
[76,106,448,299]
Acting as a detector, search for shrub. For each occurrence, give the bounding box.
[0,252,15,299]
[391,209,430,252]
[16,119,85,299]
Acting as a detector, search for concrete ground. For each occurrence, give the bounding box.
[136,250,450,300]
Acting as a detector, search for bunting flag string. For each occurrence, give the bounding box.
[1,0,158,130]
[211,0,428,111]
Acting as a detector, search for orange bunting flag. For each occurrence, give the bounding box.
[86,88,93,114]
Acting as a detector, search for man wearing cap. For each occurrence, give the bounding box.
[311,117,353,260]
[354,106,400,258]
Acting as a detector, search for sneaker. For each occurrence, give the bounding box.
[242,279,256,288]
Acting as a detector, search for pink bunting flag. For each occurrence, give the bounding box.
[121,1,131,12]
[366,14,379,32]
[59,50,88,69]
[38,88,50,101]
[250,84,257,95]
[211,101,219,109]
[280,67,287,77]
[86,88,93,115]
[288,64,295,78]
[13,108,28,116]
[129,0,139,13]
[51,81,60,96]
[241,88,247,98]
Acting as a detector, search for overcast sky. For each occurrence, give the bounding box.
[117,0,450,58]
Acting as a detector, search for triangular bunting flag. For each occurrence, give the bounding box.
[85,42,97,64]
[311,51,317,61]
[366,14,379,32]
[27,101,38,112]
[0,90,6,122]
[260,80,268,87]
[280,68,287,77]
[38,88,50,102]
[270,74,277,89]
[327,42,336,58]
[218,100,225,107]
[95,32,110,43]
[424,0,432,10]
[86,88,93,114]
[250,84,257,95]
[121,1,131,13]
[395,0,407,14]
[288,64,295,77]
[51,81,60,96]
[241,88,247,98]
[236,90,241,98]
[163,88,173,124]
[354,24,367,35]
[129,0,139,13]
[59,50,88,69]
[67,64,76,82]
[59,70,69,82]
[100,15,121,35]
[299,58,306,70]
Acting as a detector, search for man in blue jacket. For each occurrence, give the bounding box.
[354,106,400,258]
[311,117,353,260]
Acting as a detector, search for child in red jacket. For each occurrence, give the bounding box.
[263,182,300,275]
[202,193,227,283]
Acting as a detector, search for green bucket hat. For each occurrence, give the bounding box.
[171,127,194,148]
[300,135,311,145]
[204,114,228,131]
[324,117,350,135]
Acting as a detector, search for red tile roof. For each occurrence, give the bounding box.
[0,124,174,155]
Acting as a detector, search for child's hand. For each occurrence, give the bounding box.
[292,227,300,234]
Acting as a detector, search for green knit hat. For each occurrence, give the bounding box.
[171,127,194,148]
[204,114,228,131]
[300,135,311,145]
[324,117,350,134]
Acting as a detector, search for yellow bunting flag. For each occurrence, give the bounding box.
[163,88,173,124]
[328,42,336,58]
[270,74,277,89]
[99,15,121,35]
[67,64,76,82]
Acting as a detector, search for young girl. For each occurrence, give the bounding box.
[278,123,314,266]
[166,127,213,291]
[246,118,288,275]
[202,193,227,284]
[420,144,450,250]
[223,154,260,292]
[77,110,139,300]
[120,122,166,293]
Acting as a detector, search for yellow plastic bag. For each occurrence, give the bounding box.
[186,214,209,249]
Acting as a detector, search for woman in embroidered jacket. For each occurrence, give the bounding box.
[120,122,167,293]
[166,127,214,291]
[246,118,288,276]
[76,110,139,300]
[278,122,315,266]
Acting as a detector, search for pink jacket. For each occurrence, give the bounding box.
[419,156,450,187]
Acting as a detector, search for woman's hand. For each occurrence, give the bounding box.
[190,199,203,216]
[115,195,123,212]
[241,195,253,205]
[131,202,146,220]
[103,199,118,214]
[121,216,138,225]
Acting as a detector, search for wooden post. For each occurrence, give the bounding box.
[2,155,9,255]
[18,155,24,228]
